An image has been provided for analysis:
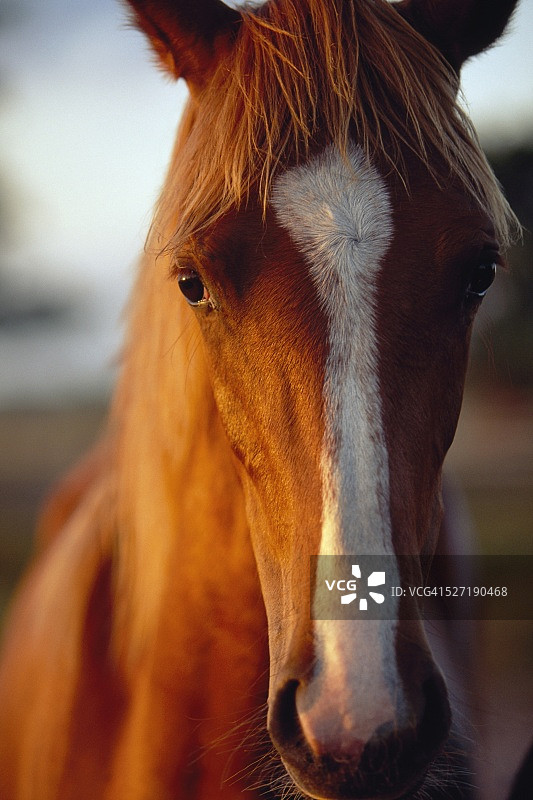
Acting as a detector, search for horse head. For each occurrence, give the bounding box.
[125,1,517,797]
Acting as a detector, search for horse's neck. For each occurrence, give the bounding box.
[108,262,269,795]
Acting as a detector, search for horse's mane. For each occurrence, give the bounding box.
[152,0,517,257]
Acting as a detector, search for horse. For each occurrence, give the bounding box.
[0,1,520,798]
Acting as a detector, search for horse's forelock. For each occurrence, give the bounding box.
[151,0,517,260]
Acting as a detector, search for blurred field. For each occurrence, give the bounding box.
[0,384,531,798]
[446,390,533,799]
[0,403,106,617]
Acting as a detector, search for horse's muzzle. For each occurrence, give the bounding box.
[268,669,451,800]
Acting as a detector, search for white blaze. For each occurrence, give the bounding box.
[272,144,393,555]
[272,145,403,714]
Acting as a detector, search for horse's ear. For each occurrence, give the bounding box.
[396,0,518,72]
[125,0,241,93]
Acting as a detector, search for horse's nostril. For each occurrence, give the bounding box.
[268,679,302,750]
[418,673,452,756]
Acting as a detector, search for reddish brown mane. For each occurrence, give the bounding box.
[153,0,517,255]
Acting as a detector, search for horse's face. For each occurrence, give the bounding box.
[128,1,516,797]
[175,145,497,796]
[178,146,489,582]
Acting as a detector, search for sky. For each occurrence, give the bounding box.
[0,0,532,402]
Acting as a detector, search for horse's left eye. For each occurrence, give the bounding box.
[177,269,210,306]
[465,262,497,299]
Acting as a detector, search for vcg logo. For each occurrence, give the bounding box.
[325,564,386,611]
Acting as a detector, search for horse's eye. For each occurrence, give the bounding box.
[466,262,496,299]
[177,269,210,306]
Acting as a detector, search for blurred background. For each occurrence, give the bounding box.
[0,1,532,797]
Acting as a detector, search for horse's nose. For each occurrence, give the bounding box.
[268,669,451,799]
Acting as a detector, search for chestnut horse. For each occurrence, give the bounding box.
[0,1,519,798]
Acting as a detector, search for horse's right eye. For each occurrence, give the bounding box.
[177,269,210,306]
[465,261,497,300]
